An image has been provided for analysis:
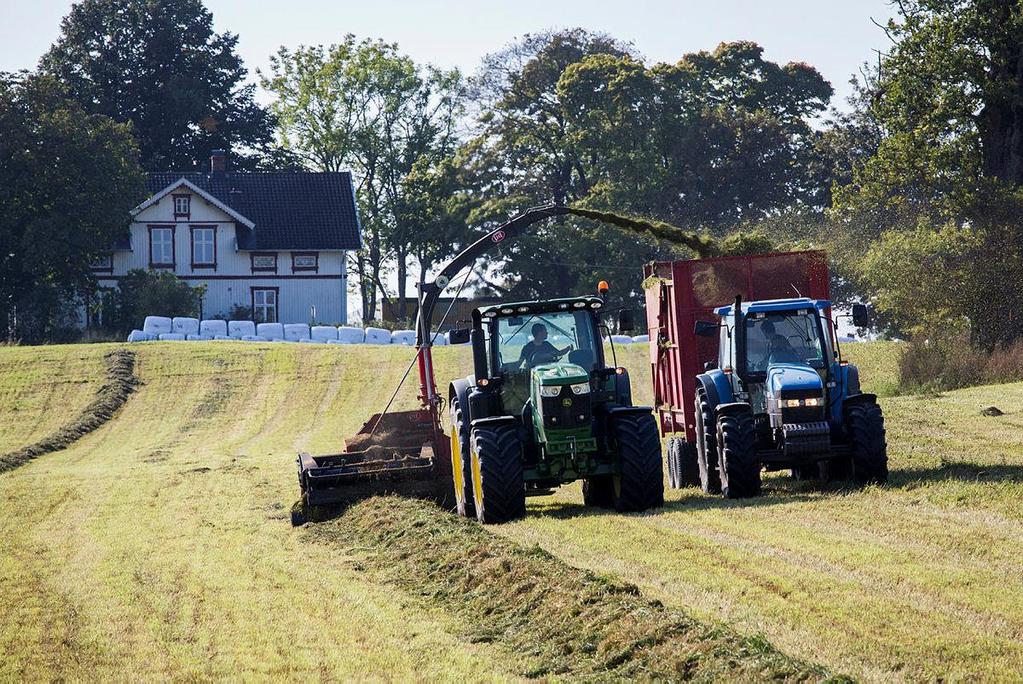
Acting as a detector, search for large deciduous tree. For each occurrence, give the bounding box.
[0,74,145,342]
[262,37,464,320]
[40,0,274,171]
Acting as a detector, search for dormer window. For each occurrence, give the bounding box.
[173,194,190,218]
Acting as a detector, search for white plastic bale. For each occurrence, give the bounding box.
[228,320,256,338]
[610,335,633,345]
[186,334,212,341]
[126,330,156,342]
[159,333,186,341]
[430,332,448,346]
[631,334,650,343]
[283,323,311,342]
[241,335,268,342]
[256,323,285,340]
[364,327,392,345]
[172,317,200,335]
[298,338,325,344]
[143,316,172,335]
[200,319,228,337]
[213,335,233,341]
[336,327,366,344]
[311,325,339,342]
[391,329,416,346]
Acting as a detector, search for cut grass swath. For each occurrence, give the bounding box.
[0,348,139,473]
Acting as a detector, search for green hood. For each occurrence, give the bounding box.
[533,362,589,385]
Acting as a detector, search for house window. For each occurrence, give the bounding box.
[173,195,190,218]
[292,252,318,272]
[252,288,279,323]
[149,226,174,267]
[90,254,113,272]
[191,226,216,268]
[251,253,278,273]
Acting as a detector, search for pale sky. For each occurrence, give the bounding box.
[3,0,896,108]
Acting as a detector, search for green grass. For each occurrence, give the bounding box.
[2,338,1020,680]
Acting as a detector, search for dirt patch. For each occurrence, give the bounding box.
[307,497,830,681]
[0,349,140,473]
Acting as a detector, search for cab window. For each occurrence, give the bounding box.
[745,311,824,372]
[489,310,600,374]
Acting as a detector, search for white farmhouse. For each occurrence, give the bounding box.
[93,150,361,325]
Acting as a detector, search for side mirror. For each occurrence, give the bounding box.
[448,327,471,345]
[704,361,717,371]
[617,308,636,332]
[694,320,718,338]
[851,303,870,328]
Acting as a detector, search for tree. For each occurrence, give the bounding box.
[263,37,464,320]
[0,74,145,342]
[103,270,205,334]
[40,0,274,171]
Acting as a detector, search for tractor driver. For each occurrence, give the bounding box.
[519,323,571,367]
[762,319,802,364]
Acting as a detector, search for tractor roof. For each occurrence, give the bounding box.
[476,296,605,317]
[713,297,831,316]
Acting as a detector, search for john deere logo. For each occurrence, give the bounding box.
[562,397,573,407]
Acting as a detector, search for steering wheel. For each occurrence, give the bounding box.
[529,346,572,367]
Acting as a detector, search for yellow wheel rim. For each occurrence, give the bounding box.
[450,426,463,505]
[471,446,484,514]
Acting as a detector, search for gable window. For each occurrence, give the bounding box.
[292,252,319,272]
[252,288,279,323]
[173,194,190,218]
[148,226,175,267]
[190,226,216,268]
[251,253,278,273]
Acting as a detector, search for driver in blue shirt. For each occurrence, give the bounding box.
[519,323,570,367]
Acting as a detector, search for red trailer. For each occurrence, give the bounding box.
[642,250,830,442]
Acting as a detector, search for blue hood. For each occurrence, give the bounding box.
[766,363,823,396]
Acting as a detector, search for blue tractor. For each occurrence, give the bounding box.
[684,296,887,497]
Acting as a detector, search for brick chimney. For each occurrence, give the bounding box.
[210,149,227,174]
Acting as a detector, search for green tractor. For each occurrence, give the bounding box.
[447,295,664,523]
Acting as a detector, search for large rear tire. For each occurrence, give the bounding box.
[716,407,761,498]
[470,423,526,524]
[449,398,475,517]
[611,413,664,512]
[845,401,888,485]
[695,389,722,494]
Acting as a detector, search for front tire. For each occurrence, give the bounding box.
[470,424,526,524]
[845,401,888,485]
[611,413,664,512]
[695,389,722,494]
[716,407,761,498]
[583,475,614,508]
[449,398,475,517]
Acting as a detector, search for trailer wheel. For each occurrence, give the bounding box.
[845,401,888,485]
[611,412,664,512]
[290,496,307,527]
[582,475,614,508]
[666,438,679,489]
[449,398,475,517]
[716,408,761,498]
[679,440,701,488]
[695,390,722,494]
[470,423,526,524]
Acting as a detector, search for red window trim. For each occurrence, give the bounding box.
[172,194,191,219]
[189,225,218,269]
[250,252,278,273]
[148,224,175,269]
[90,253,114,273]
[251,286,280,324]
[291,251,319,273]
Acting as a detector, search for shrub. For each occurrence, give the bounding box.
[104,270,205,334]
[899,335,1023,393]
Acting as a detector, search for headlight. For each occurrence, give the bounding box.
[783,396,822,408]
[539,386,561,397]
[570,382,590,395]
[784,399,802,408]
[803,397,820,407]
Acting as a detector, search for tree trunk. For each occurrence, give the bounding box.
[396,250,408,321]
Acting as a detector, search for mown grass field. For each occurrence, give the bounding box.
[1,339,1021,680]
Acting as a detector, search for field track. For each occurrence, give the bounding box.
[1,341,1021,680]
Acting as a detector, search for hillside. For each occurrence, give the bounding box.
[0,340,1020,680]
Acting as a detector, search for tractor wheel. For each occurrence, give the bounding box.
[470,423,526,524]
[716,408,761,499]
[845,401,888,485]
[449,398,475,517]
[611,412,664,512]
[582,475,614,508]
[678,440,701,488]
[695,389,722,494]
[290,496,307,527]
[666,437,680,489]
